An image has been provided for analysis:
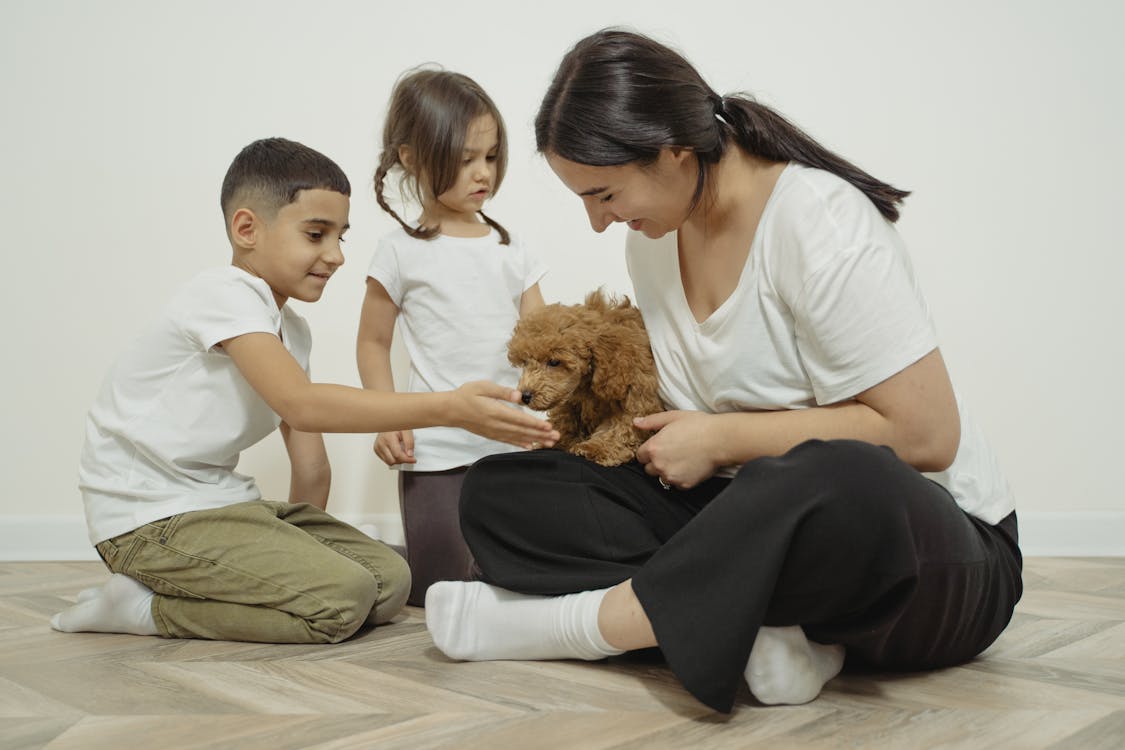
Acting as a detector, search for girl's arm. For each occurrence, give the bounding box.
[221,331,558,445]
[356,278,399,391]
[280,421,331,509]
[519,283,546,317]
[636,348,960,488]
[357,278,415,465]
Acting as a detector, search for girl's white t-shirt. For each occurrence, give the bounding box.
[79,266,311,544]
[626,163,1014,524]
[367,227,547,471]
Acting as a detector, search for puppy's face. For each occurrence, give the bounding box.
[511,350,589,411]
[508,305,593,411]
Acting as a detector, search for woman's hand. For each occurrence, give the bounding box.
[374,430,415,467]
[634,410,722,489]
[450,381,560,449]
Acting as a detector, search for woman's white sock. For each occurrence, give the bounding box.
[50,573,158,636]
[744,625,845,705]
[425,580,624,662]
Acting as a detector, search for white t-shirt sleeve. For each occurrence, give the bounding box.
[791,241,937,405]
[176,270,283,352]
[512,233,548,291]
[367,235,403,304]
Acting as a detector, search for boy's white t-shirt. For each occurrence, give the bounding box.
[79,266,311,544]
[626,163,1014,525]
[367,227,547,471]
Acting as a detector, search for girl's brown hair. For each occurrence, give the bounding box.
[535,29,909,223]
[375,68,510,243]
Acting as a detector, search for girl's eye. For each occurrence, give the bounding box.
[307,232,323,241]
[486,154,498,162]
[600,193,614,204]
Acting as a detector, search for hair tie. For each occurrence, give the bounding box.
[713,95,730,126]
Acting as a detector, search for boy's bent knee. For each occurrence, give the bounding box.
[368,552,411,625]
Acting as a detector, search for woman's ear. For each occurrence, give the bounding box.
[230,208,259,250]
[662,146,693,166]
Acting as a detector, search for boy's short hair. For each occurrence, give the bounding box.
[220,138,351,229]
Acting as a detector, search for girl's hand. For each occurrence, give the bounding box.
[634,410,722,489]
[374,430,415,467]
[451,381,559,448]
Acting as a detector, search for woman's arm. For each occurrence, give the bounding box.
[280,421,331,509]
[636,348,960,488]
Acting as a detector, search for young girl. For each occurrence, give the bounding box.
[357,69,547,607]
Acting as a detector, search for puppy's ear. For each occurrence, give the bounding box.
[589,305,653,403]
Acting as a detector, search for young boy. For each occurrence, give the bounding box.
[51,138,557,643]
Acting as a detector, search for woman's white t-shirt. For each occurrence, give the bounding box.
[367,227,547,471]
[626,163,1014,524]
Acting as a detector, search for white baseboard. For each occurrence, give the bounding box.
[1,511,1122,562]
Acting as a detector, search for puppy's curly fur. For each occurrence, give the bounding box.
[508,290,663,466]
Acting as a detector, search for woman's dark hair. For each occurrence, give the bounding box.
[535,29,909,222]
[375,67,510,243]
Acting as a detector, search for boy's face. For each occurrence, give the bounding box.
[242,189,350,308]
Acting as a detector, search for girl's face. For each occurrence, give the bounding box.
[430,113,500,225]
[545,148,697,238]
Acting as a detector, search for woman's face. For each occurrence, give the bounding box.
[546,148,697,239]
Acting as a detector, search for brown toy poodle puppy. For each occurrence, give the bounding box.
[507,290,664,466]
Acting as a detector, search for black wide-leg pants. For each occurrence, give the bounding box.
[459,439,1023,713]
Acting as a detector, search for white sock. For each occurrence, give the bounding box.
[76,586,102,603]
[50,573,159,636]
[425,581,625,662]
[744,625,845,705]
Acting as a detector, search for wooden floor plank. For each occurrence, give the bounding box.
[1,558,1122,749]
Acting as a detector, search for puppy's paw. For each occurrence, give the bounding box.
[571,439,634,467]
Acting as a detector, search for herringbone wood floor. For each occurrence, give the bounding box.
[2,558,1123,749]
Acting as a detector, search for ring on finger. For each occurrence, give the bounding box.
[658,477,672,490]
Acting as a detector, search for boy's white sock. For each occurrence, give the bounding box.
[744,625,845,705]
[50,573,159,636]
[425,580,625,662]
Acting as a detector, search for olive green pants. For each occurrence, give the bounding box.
[95,500,411,643]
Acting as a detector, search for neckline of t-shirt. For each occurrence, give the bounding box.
[674,161,798,332]
[420,226,500,243]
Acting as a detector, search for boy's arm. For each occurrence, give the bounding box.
[220,332,558,444]
[356,278,399,391]
[519,283,546,317]
[280,421,330,509]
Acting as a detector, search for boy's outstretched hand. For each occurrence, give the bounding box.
[451,381,559,449]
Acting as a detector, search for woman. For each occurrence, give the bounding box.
[425,29,1022,714]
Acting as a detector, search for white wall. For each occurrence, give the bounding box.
[3,0,1123,557]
